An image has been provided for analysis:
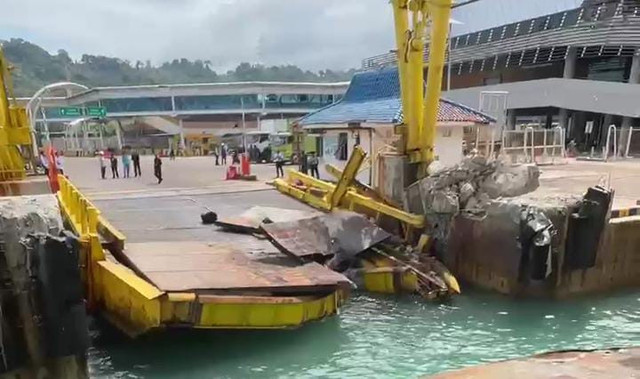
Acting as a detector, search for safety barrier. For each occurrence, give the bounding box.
[623,127,640,158]
[501,126,565,164]
[57,175,100,237]
[610,207,640,219]
[603,124,618,161]
[57,175,104,310]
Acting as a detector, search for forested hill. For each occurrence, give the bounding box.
[2,38,357,97]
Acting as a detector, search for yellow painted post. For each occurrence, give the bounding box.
[72,190,79,226]
[87,206,98,235]
[421,0,453,171]
[81,199,88,235]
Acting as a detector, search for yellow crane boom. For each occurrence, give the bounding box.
[391,0,453,176]
[0,47,32,181]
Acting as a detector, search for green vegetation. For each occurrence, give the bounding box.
[2,38,356,97]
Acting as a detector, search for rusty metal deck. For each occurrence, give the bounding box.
[123,241,348,292]
[91,190,348,293]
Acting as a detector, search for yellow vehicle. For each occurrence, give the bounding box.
[270,132,319,163]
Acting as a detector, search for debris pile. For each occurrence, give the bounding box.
[406,155,541,217]
[206,207,458,299]
[405,155,541,256]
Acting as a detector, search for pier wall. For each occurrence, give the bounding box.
[444,193,640,297]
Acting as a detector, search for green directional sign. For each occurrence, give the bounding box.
[58,106,107,118]
[59,107,83,117]
[86,107,107,118]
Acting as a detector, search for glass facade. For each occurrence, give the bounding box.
[175,95,260,111]
[37,92,338,119]
[264,94,334,109]
[102,97,173,113]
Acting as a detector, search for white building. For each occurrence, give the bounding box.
[298,68,495,185]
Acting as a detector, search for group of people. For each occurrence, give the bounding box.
[38,150,65,175]
[297,151,320,179]
[99,149,163,184]
[272,150,319,179]
[212,144,241,166]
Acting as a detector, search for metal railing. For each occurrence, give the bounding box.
[57,175,100,236]
[501,126,565,164]
[623,127,640,157]
[603,124,618,161]
[57,175,104,309]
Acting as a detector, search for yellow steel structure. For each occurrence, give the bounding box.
[275,0,453,225]
[0,48,32,181]
[391,0,453,174]
[275,166,425,229]
[57,175,344,337]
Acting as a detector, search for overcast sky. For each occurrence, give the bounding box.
[2,0,582,72]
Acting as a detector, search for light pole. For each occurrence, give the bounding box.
[241,96,247,154]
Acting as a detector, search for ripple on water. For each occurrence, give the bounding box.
[89,290,640,379]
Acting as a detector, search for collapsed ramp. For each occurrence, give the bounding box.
[88,189,349,334]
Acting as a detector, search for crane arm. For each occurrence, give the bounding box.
[391,0,453,175]
[0,48,33,180]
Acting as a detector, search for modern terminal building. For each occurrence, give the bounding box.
[363,0,640,155]
[21,81,349,153]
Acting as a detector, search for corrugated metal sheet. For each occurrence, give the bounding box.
[299,69,495,127]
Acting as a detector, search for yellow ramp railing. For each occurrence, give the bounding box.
[56,175,344,336]
[57,175,100,237]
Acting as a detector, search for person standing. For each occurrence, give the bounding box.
[308,151,319,179]
[98,151,107,179]
[274,151,285,178]
[39,150,49,175]
[298,150,308,175]
[220,144,227,165]
[132,150,141,177]
[213,146,220,166]
[55,151,65,175]
[154,154,163,184]
[110,153,119,178]
[122,150,131,178]
[169,149,175,161]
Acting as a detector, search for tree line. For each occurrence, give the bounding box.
[2,38,356,97]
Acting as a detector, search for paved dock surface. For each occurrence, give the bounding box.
[64,156,640,208]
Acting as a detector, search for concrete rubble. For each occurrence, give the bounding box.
[0,195,89,378]
[405,155,543,256]
[406,155,541,217]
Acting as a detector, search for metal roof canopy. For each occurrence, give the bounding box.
[445,78,640,118]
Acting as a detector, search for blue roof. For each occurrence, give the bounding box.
[299,68,495,126]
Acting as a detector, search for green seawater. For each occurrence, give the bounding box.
[88,290,640,378]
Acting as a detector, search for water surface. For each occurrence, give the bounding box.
[89,289,640,378]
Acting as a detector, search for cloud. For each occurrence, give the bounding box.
[0,0,585,71]
[0,0,394,71]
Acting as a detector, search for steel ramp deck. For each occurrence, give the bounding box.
[91,190,348,294]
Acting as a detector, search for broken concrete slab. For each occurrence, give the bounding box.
[405,156,541,217]
[443,193,583,293]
